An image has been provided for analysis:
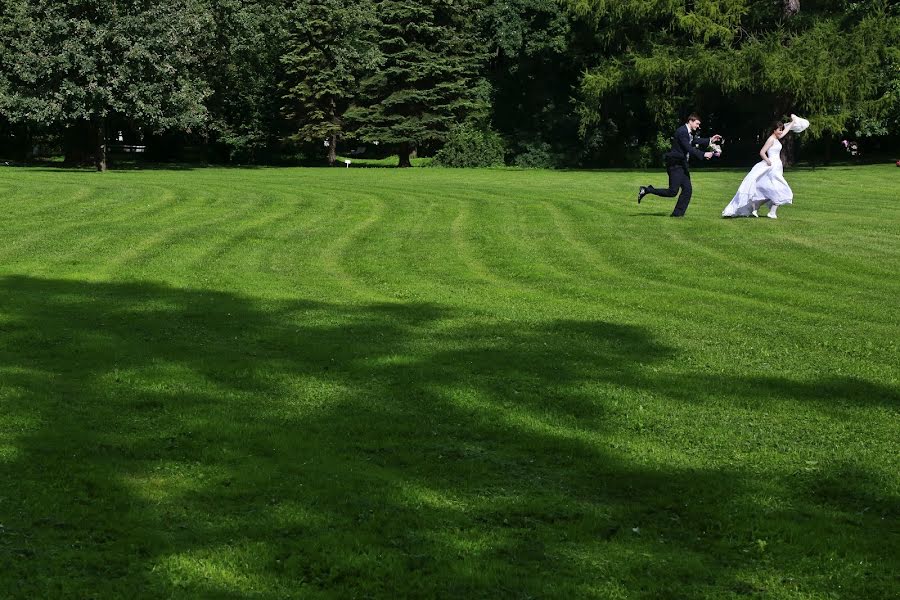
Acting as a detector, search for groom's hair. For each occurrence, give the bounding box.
[687,113,701,123]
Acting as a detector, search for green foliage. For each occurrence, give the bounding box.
[571,0,900,149]
[345,0,491,165]
[481,0,584,167]
[624,131,669,169]
[433,123,505,167]
[204,0,288,163]
[0,0,211,129]
[484,0,571,58]
[849,34,900,138]
[513,141,564,168]
[0,0,898,167]
[281,0,380,164]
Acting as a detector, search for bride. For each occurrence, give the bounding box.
[722,117,798,219]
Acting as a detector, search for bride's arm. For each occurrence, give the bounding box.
[760,136,774,165]
[776,120,795,139]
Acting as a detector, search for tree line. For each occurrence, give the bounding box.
[0,0,897,170]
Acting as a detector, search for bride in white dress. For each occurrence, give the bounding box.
[722,117,798,219]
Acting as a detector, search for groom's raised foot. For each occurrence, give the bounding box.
[637,186,647,204]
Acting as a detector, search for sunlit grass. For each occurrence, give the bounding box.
[336,154,434,167]
[0,164,897,598]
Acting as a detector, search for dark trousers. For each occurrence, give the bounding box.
[646,164,692,216]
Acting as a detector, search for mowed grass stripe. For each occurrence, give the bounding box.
[89,186,243,277]
[0,184,124,265]
[0,165,897,599]
[336,194,470,301]
[318,192,391,301]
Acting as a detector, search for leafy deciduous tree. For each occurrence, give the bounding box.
[482,0,584,165]
[0,0,212,171]
[204,0,287,163]
[570,0,900,165]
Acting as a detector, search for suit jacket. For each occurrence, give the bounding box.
[664,124,709,168]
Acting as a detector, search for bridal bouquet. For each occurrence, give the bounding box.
[709,141,723,157]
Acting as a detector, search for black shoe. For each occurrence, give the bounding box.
[638,186,647,204]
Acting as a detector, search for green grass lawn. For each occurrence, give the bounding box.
[336,154,435,167]
[0,164,897,598]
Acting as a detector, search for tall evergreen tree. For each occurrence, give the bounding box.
[281,0,380,165]
[345,0,490,167]
[0,0,212,171]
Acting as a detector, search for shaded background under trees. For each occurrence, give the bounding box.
[1,0,898,169]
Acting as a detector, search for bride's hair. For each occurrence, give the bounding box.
[768,121,786,161]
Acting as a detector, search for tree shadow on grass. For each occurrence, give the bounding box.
[0,275,896,598]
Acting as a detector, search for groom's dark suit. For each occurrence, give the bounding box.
[645,124,710,216]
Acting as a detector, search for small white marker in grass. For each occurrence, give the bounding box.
[344,159,351,168]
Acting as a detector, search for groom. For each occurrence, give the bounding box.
[638,114,722,217]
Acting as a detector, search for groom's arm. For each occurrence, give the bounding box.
[693,135,711,147]
[676,128,707,160]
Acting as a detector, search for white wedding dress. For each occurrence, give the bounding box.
[722,138,793,217]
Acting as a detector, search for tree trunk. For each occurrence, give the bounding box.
[328,101,339,166]
[95,118,107,172]
[328,134,337,166]
[398,142,412,168]
[783,0,799,17]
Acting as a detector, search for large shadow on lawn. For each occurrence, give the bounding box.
[0,275,896,598]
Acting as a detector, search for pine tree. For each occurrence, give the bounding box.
[0,0,211,171]
[281,0,380,165]
[345,0,490,167]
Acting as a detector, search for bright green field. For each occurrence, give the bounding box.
[0,165,897,598]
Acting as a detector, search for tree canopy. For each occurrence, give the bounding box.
[281,0,379,165]
[0,0,212,170]
[0,0,897,168]
[345,0,490,167]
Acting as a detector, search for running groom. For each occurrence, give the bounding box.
[638,114,722,217]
